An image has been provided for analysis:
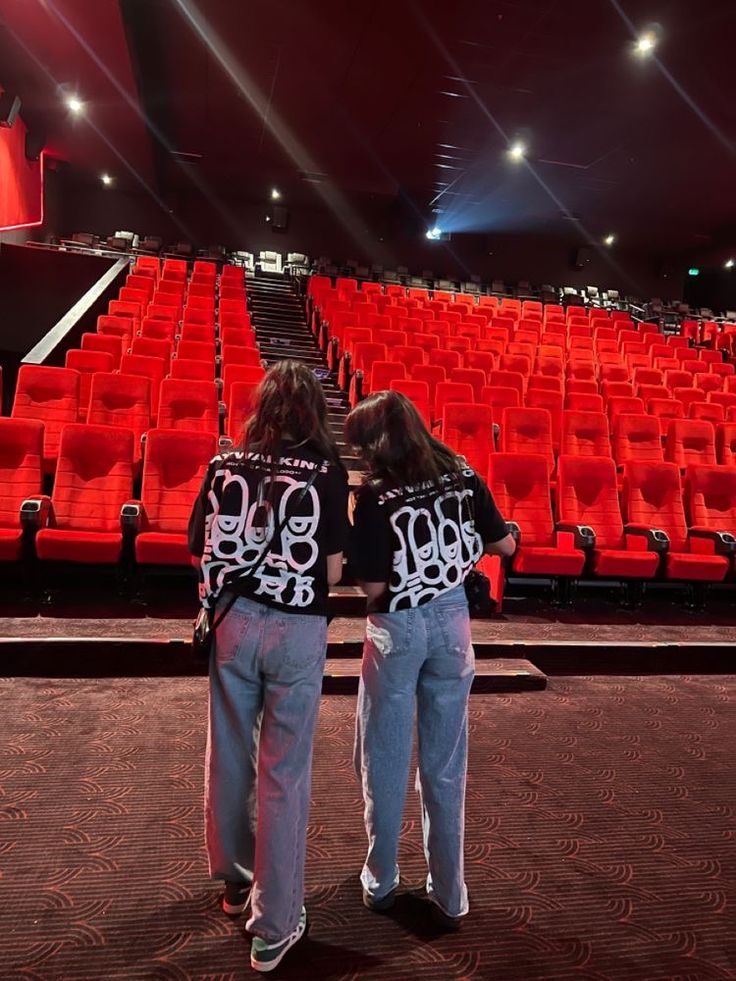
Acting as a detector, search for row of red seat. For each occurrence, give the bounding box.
[477,454,736,610]
[435,404,736,478]
[0,417,213,566]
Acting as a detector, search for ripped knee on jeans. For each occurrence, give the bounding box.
[366,622,393,656]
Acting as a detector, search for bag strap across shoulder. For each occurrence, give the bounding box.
[210,467,320,629]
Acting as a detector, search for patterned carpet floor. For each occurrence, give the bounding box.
[0,675,734,980]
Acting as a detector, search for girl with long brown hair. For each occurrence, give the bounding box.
[345,390,514,928]
[189,360,348,972]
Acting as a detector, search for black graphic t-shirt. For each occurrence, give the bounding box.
[188,444,349,616]
[349,467,508,613]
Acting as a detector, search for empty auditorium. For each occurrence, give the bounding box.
[1,1,734,977]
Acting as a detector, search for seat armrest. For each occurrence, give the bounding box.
[625,524,670,552]
[688,527,736,556]
[20,495,52,531]
[218,436,234,451]
[121,501,144,535]
[506,521,521,544]
[556,522,596,549]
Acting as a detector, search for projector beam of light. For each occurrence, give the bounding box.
[171,0,378,256]
[607,0,734,155]
[409,1,640,290]
[40,0,250,241]
[1,20,195,240]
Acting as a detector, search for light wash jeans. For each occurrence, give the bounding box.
[205,593,327,942]
[354,584,474,918]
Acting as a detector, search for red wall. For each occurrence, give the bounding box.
[0,110,43,232]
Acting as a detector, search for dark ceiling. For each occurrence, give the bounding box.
[1,0,735,252]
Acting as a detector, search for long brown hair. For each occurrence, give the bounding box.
[242,359,343,469]
[345,390,462,487]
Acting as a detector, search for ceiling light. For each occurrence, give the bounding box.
[635,33,657,56]
[66,95,84,114]
[508,142,526,162]
[604,233,616,247]
[425,226,442,241]
[270,188,281,200]
[101,174,113,186]
[725,259,735,269]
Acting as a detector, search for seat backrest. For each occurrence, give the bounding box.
[120,354,167,412]
[369,360,406,390]
[665,419,717,469]
[177,340,216,363]
[51,423,134,531]
[141,429,217,534]
[87,372,151,446]
[557,454,623,548]
[157,378,219,434]
[716,422,736,466]
[685,464,736,531]
[623,461,687,549]
[183,306,215,327]
[169,357,214,382]
[227,382,260,440]
[220,311,252,331]
[0,418,44,529]
[220,344,261,368]
[141,317,176,341]
[566,379,598,396]
[449,368,486,402]
[65,350,114,417]
[81,332,124,368]
[390,345,425,371]
[488,370,525,399]
[561,411,611,457]
[222,364,266,410]
[441,403,493,473]
[565,393,604,413]
[97,314,133,339]
[220,327,256,349]
[353,342,387,373]
[434,381,474,419]
[12,365,80,464]
[428,349,462,372]
[488,452,554,547]
[612,413,663,467]
[608,396,645,421]
[390,379,432,425]
[500,407,555,472]
[180,323,215,344]
[690,402,724,425]
[131,337,173,366]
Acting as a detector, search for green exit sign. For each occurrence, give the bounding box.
[688,267,700,276]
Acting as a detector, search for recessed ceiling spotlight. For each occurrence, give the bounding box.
[265,215,271,222]
[425,226,442,241]
[65,95,84,114]
[726,258,735,269]
[635,33,657,56]
[508,141,527,162]
[271,188,281,200]
[604,233,616,246]
[101,174,113,186]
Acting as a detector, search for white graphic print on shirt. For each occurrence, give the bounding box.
[380,474,482,611]
[201,463,321,608]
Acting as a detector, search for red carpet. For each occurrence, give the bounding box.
[1,674,734,979]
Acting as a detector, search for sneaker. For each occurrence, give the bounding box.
[250,908,307,973]
[222,880,252,916]
[430,900,465,931]
[362,887,396,912]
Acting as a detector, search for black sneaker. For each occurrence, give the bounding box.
[429,900,465,931]
[222,880,252,916]
[362,887,397,912]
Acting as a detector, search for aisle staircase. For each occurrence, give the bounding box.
[246,270,359,470]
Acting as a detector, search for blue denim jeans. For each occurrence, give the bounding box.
[354,585,474,918]
[205,594,327,942]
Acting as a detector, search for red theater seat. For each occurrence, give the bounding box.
[649,398,685,436]
[685,465,736,560]
[169,358,214,382]
[219,344,261,368]
[489,452,585,577]
[565,393,604,413]
[134,429,217,566]
[180,323,216,344]
[665,419,717,470]
[561,411,611,458]
[612,414,663,469]
[525,389,563,447]
[81,332,124,369]
[0,418,44,562]
[440,403,493,473]
[500,407,555,475]
[12,365,80,472]
[716,423,736,466]
[97,314,133,340]
[120,354,167,414]
[390,380,432,426]
[65,350,114,419]
[35,424,134,564]
[157,379,219,435]
[131,337,173,368]
[178,340,216,363]
[624,462,728,582]
[556,455,659,579]
[87,373,151,460]
[227,381,260,441]
[434,382,474,423]
[221,364,266,413]
[449,368,486,402]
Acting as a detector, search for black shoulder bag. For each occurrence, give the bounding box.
[192,469,319,660]
[458,475,496,618]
